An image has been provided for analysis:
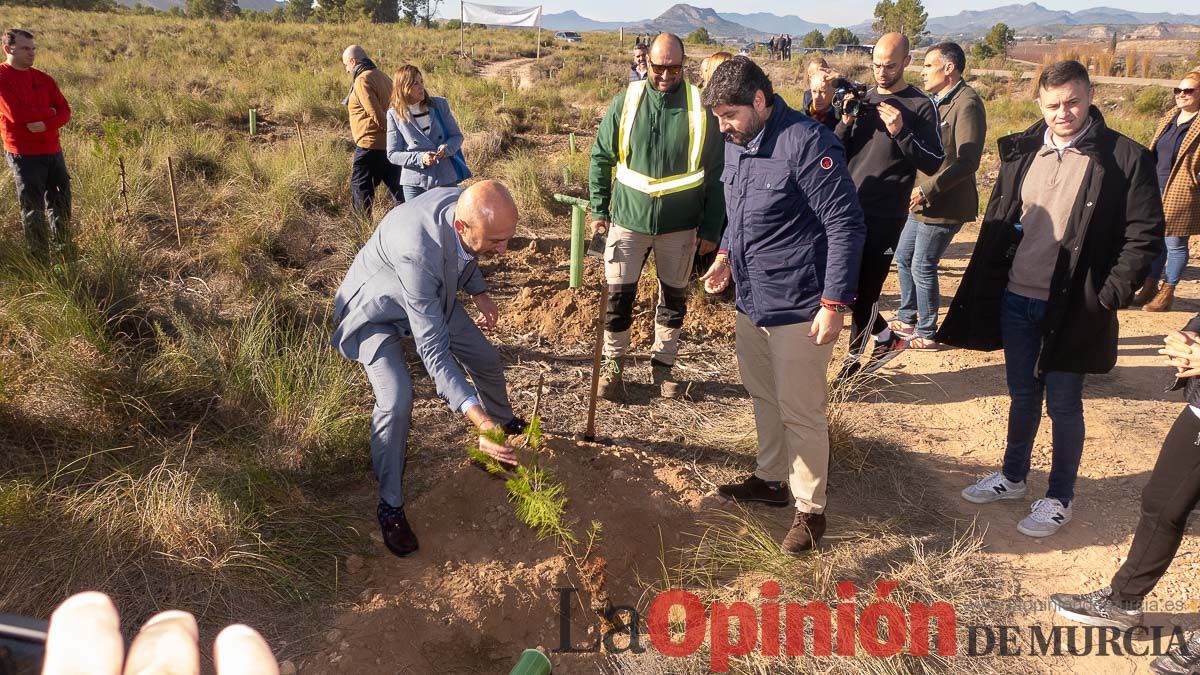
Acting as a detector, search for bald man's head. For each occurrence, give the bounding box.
[648,33,685,92]
[342,45,367,73]
[454,180,518,257]
[871,32,911,91]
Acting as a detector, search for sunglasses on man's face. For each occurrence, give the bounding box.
[650,62,683,76]
[1175,87,1196,96]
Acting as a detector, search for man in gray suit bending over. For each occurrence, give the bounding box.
[331,180,527,557]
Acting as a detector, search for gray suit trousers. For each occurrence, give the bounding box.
[361,302,514,507]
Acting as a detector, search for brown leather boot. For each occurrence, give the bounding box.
[1144,283,1175,312]
[782,511,826,556]
[1132,277,1160,306]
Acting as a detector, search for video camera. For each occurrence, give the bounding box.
[832,81,872,118]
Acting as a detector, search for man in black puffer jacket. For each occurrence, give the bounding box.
[939,60,1164,539]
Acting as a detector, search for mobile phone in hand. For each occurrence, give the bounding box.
[0,613,47,675]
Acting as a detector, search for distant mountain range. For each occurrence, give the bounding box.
[921,3,1200,35]
[113,0,1200,41]
[545,2,1200,41]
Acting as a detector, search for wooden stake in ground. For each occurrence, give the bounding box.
[295,120,311,179]
[166,156,182,247]
[117,156,130,219]
[584,266,607,442]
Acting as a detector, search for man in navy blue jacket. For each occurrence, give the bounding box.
[700,57,866,555]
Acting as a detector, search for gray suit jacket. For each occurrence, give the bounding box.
[331,187,487,410]
[386,96,464,189]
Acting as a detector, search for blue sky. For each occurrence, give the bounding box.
[497,0,1188,27]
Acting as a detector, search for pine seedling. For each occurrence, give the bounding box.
[507,462,576,544]
[467,426,512,474]
[525,414,543,450]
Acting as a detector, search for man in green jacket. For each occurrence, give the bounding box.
[588,32,725,399]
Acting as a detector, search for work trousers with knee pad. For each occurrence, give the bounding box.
[602,224,697,366]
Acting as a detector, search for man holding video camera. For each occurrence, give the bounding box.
[834,32,944,378]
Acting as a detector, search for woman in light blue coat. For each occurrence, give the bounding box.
[386,64,470,201]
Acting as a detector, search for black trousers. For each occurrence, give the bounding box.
[848,248,895,357]
[1110,407,1200,603]
[350,147,404,219]
[6,151,71,260]
[847,218,906,359]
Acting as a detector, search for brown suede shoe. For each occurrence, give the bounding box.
[782,511,826,556]
[1144,283,1175,313]
[1133,277,1160,306]
[716,474,790,506]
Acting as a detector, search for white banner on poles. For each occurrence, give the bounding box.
[461,2,543,27]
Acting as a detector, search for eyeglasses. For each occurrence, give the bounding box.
[1175,87,1196,96]
[649,62,683,77]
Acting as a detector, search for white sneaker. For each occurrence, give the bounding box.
[1018,498,1072,537]
[961,471,1028,504]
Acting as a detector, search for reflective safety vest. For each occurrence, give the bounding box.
[614,80,707,198]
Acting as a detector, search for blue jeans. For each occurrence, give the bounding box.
[1147,236,1189,285]
[894,215,962,338]
[401,184,427,202]
[1000,290,1086,506]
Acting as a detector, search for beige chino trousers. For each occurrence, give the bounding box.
[735,312,835,513]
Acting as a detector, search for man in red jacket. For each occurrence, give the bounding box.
[0,29,72,261]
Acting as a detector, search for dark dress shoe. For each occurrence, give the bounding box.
[716,474,790,507]
[782,511,826,556]
[378,505,419,557]
[501,416,529,435]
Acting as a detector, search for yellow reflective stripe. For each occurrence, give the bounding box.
[617,80,646,167]
[615,81,707,196]
[685,83,705,173]
[615,164,705,197]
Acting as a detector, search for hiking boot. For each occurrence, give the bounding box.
[1145,283,1176,312]
[716,474,790,507]
[377,501,419,558]
[1151,630,1200,675]
[961,471,1028,504]
[1050,587,1143,630]
[597,357,623,400]
[1017,497,1072,537]
[1133,277,1160,306]
[651,359,682,398]
[860,332,908,375]
[782,511,826,556]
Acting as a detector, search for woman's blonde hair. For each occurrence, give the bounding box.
[390,64,432,121]
[700,52,734,86]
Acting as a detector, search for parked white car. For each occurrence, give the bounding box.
[554,31,583,42]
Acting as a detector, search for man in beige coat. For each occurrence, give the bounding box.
[342,45,404,219]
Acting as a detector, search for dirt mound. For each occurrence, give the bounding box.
[498,259,736,350]
[304,436,708,673]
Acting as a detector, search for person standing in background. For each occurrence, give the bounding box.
[0,28,72,262]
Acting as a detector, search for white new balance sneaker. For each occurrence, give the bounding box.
[1017,498,1072,537]
[961,471,1028,504]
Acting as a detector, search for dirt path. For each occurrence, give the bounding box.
[853,226,1200,673]
[479,57,539,90]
